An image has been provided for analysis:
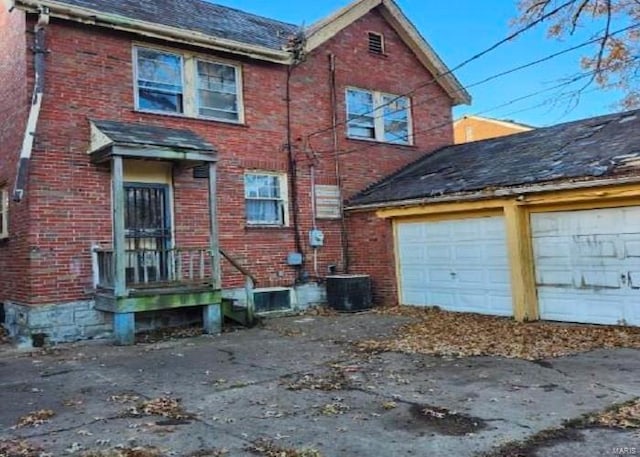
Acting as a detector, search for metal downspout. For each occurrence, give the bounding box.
[13,6,49,202]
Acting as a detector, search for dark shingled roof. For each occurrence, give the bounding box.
[51,0,299,50]
[350,109,640,207]
[93,120,216,152]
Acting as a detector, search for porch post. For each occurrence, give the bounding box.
[112,155,127,298]
[208,161,221,290]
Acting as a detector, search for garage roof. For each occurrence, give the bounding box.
[348,109,640,208]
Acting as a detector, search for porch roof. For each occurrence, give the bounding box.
[89,120,218,164]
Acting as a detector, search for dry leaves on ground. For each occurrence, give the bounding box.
[0,439,43,457]
[247,439,323,457]
[592,399,640,429]
[0,326,10,345]
[80,447,163,457]
[13,409,55,428]
[284,369,348,391]
[136,325,203,344]
[125,397,190,419]
[358,306,640,360]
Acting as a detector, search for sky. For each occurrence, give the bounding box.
[211,0,628,127]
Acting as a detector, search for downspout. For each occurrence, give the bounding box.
[13,6,49,202]
[286,65,304,281]
[329,53,350,273]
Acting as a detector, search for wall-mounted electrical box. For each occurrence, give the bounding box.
[309,229,325,247]
[287,252,304,266]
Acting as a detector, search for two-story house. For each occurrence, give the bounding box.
[0,0,469,345]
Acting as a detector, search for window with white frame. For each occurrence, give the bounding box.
[134,46,243,123]
[244,173,287,226]
[346,88,411,145]
[0,185,8,239]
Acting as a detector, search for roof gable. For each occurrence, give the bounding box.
[306,0,470,106]
[349,109,640,208]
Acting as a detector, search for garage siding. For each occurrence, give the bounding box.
[397,216,512,316]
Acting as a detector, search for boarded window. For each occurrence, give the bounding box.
[315,185,341,219]
[368,32,384,54]
[254,289,291,313]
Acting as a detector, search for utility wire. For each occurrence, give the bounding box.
[305,23,640,157]
[305,0,579,140]
[311,56,638,159]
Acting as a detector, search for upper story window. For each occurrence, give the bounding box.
[134,46,243,123]
[346,88,412,145]
[244,172,288,226]
[368,32,385,54]
[0,185,8,239]
[136,48,184,113]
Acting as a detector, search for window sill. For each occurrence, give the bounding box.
[245,224,292,230]
[345,135,416,149]
[133,109,249,128]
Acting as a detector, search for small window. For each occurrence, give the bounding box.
[197,61,240,122]
[0,186,8,239]
[245,173,288,225]
[135,47,184,113]
[368,32,384,54]
[346,88,412,145]
[254,289,292,313]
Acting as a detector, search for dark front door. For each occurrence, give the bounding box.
[124,183,172,285]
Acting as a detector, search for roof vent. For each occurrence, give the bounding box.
[368,32,384,55]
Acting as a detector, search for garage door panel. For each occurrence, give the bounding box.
[532,207,640,326]
[397,216,512,317]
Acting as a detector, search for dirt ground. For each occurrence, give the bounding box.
[1,310,639,456]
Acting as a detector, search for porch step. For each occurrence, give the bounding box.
[221,298,257,327]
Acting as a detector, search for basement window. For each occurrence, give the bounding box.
[0,185,7,239]
[368,32,385,54]
[254,289,292,313]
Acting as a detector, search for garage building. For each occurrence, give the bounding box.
[347,109,640,326]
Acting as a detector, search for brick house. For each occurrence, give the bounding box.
[0,0,469,345]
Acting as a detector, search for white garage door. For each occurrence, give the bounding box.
[397,216,512,316]
[532,207,640,326]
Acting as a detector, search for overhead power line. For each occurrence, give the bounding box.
[305,0,579,140]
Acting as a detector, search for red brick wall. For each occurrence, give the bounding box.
[0,8,30,304]
[1,6,454,307]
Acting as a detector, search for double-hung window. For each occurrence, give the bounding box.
[346,88,412,145]
[135,48,184,114]
[0,185,8,239]
[134,46,243,123]
[244,173,287,226]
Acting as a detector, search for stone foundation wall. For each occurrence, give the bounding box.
[2,283,327,345]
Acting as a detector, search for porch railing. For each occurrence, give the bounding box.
[93,247,214,290]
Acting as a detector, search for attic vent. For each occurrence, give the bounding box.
[368,32,384,54]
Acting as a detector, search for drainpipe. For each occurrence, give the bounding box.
[13,6,49,202]
[329,53,350,273]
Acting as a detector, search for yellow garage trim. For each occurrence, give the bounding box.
[504,203,538,322]
[518,183,640,206]
[395,208,503,224]
[377,199,510,219]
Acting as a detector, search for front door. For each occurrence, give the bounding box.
[124,183,172,285]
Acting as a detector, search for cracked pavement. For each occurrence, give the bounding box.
[1,313,639,456]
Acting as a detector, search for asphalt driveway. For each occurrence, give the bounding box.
[1,312,639,456]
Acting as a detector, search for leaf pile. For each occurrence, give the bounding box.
[126,397,190,419]
[14,409,55,428]
[136,325,203,344]
[359,307,640,360]
[318,399,350,416]
[247,439,323,457]
[592,399,640,429]
[0,326,9,345]
[0,439,43,457]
